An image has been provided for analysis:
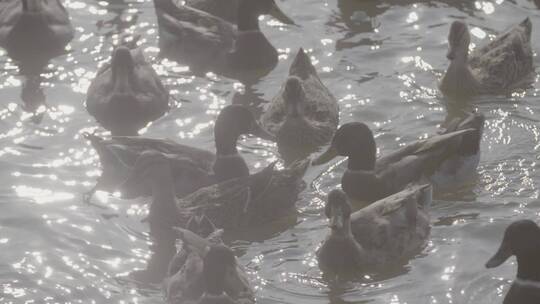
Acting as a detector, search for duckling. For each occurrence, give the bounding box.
[260,48,339,163]
[313,112,484,204]
[317,186,431,275]
[165,222,254,304]
[152,0,294,79]
[86,46,170,136]
[83,105,274,201]
[0,0,75,73]
[486,220,540,304]
[440,18,534,98]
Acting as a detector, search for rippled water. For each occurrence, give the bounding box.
[1,0,540,303]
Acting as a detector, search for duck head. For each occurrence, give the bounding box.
[109,46,137,112]
[214,105,274,155]
[283,76,306,118]
[312,122,377,171]
[486,220,540,281]
[325,189,353,237]
[446,21,470,61]
[237,0,295,31]
[202,245,247,298]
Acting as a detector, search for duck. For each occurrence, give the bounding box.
[260,48,339,163]
[0,0,75,74]
[152,0,294,80]
[86,45,170,136]
[83,104,275,201]
[317,185,431,276]
[123,149,309,232]
[312,112,485,204]
[185,0,291,24]
[440,18,534,99]
[486,220,540,304]
[124,150,307,282]
[165,220,254,304]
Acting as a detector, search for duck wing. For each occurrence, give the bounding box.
[350,184,431,263]
[154,0,235,67]
[185,0,239,23]
[376,128,476,194]
[469,18,534,90]
[86,134,215,197]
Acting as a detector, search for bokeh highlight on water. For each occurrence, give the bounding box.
[1,0,540,303]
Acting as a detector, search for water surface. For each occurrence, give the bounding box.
[1,0,540,303]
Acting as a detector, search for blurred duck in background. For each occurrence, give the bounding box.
[0,0,74,114]
[152,0,295,81]
[440,18,534,99]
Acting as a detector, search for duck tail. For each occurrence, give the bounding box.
[82,132,104,147]
[456,112,485,156]
[289,48,317,79]
[520,17,532,41]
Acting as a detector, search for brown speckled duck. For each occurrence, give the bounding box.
[318,186,431,276]
[86,45,170,136]
[261,48,339,163]
[165,218,254,304]
[440,18,534,98]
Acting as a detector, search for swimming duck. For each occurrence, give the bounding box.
[152,0,294,79]
[123,149,309,232]
[86,46,170,136]
[440,18,534,98]
[0,0,75,73]
[260,48,339,163]
[165,220,254,304]
[124,150,307,281]
[486,220,540,304]
[317,185,431,276]
[83,104,274,201]
[313,112,484,204]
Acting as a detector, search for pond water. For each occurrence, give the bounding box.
[1,0,540,303]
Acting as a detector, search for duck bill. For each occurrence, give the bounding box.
[485,237,513,268]
[250,122,276,142]
[312,146,338,166]
[446,46,457,60]
[329,214,344,232]
[111,48,135,97]
[269,2,295,25]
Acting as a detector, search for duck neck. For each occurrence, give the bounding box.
[517,253,540,282]
[148,166,177,215]
[112,55,135,95]
[441,51,479,96]
[237,2,260,31]
[22,0,41,12]
[215,129,239,156]
[347,155,375,171]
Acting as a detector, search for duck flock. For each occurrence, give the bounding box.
[0,0,540,303]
